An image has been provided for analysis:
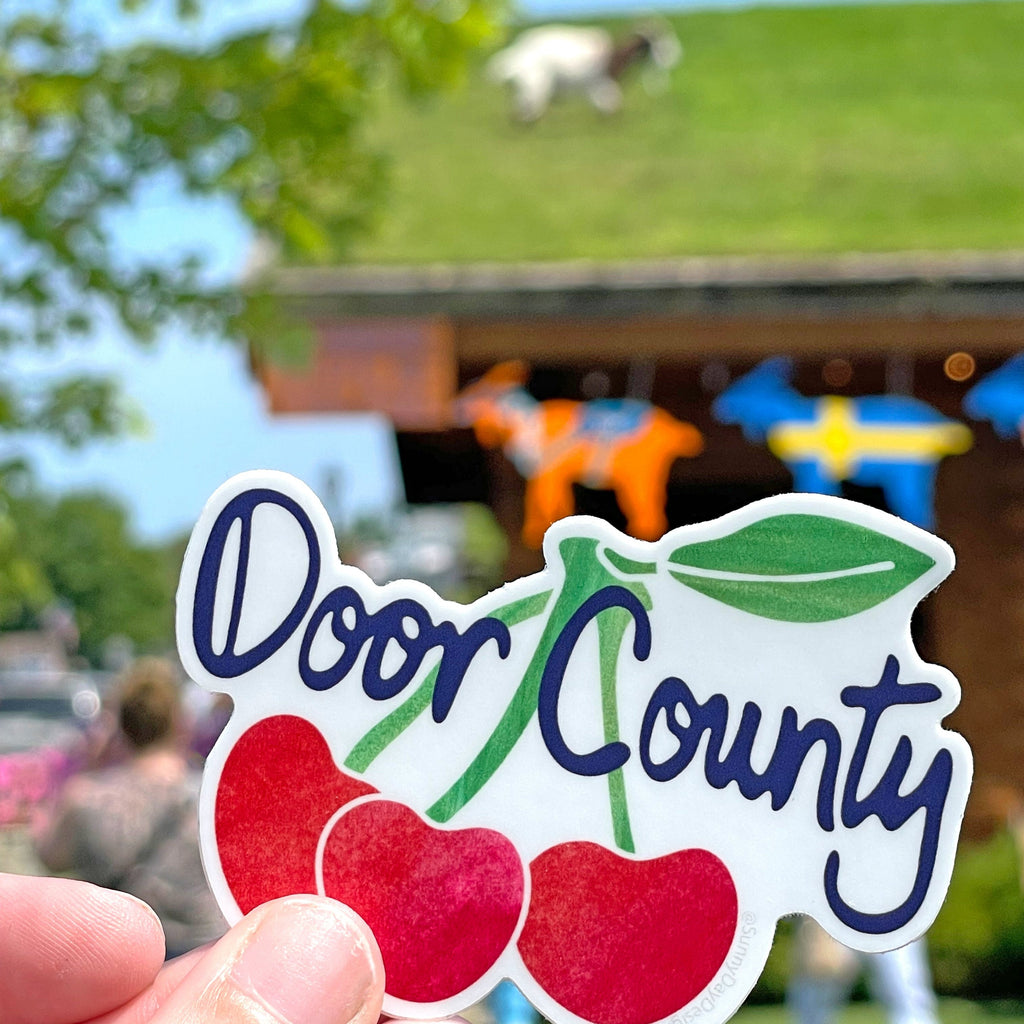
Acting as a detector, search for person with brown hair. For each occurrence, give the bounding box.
[34,658,225,957]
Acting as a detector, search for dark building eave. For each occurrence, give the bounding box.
[270,250,1024,321]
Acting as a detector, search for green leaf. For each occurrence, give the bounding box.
[667,513,936,622]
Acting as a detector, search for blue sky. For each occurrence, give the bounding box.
[16,331,405,541]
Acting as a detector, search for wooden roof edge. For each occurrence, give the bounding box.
[268,250,1024,298]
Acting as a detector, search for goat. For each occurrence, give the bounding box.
[487,22,682,123]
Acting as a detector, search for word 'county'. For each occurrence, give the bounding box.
[190,489,955,938]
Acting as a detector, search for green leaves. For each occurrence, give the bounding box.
[0,487,177,663]
[667,513,936,622]
[0,0,505,370]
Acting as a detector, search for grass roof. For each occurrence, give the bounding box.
[347,1,1024,265]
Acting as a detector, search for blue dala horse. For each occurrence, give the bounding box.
[713,358,972,530]
[963,354,1024,441]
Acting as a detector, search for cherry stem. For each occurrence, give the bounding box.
[597,609,635,853]
[344,589,553,774]
[427,538,651,836]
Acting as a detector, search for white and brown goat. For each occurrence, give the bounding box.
[487,22,682,122]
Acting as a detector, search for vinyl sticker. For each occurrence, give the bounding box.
[178,471,973,1024]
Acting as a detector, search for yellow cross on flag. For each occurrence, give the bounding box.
[768,397,972,480]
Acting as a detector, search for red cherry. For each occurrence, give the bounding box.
[320,797,525,1004]
[518,841,738,1024]
[215,715,376,914]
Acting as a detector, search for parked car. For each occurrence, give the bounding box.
[0,673,102,756]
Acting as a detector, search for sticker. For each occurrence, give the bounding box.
[178,471,973,1024]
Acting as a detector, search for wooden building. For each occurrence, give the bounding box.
[256,249,1024,833]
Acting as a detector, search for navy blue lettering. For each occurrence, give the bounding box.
[825,655,952,933]
[299,586,370,692]
[706,700,763,793]
[192,492,954,940]
[193,489,320,678]
[299,588,511,709]
[762,709,841,830]
[539,586,651,777]
[639,677,728,782]
[431,618,512,723]
[362,599,435,700]
[641,683,840,829]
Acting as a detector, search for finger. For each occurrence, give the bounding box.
[148,895,384,1024]
[85,947,207,1024]
[0,873,165,1024]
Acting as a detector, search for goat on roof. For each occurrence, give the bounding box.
[487,22,682,123]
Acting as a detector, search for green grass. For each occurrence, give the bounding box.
[733,1000,1024,1024]
[350,2,1024,263]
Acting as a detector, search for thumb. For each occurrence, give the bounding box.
[151,896,384,1024]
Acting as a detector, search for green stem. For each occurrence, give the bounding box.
[426,597,570,823]
[427,538,651,834]
[344,589,553,774]
[597,609,635,853]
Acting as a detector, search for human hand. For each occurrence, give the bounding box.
[0,873,388,1024]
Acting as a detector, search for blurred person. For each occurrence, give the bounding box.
[190,692,233,763]
[788,918,939,1024]
[32,657,225,957]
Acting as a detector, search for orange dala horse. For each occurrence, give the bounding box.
[456,362,704,548]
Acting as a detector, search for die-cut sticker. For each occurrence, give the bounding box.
[177,470,973,1024]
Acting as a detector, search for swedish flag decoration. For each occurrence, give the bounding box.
[714,358,972,531]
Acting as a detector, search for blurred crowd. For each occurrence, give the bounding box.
[0,658,229,957]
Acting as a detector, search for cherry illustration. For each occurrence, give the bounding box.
[215,714,376,914]
[518,841,738,1024]
[319,797,525,1004]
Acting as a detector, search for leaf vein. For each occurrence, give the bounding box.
[668,559,896,583]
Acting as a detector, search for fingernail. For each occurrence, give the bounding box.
[231,897,381,1024]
